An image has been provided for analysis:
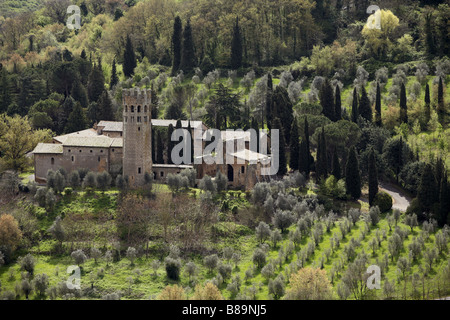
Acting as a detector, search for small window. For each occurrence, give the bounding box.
[144,105,147,113]
[90,150,93,153]
[112,149,115,152]
[68,149,71,153]
[138,127,141,132]
[137,116,141,123]
[138,167,142,174]
[71,156,74,162]
[124,116,128,123]
[241,166,245,173]
[131,106,135,113]
[144,116,147,123]
[79,150,82,153]
[125,105,128,112]
[100,150,103,153]
[160,172,164,177]
[98,156,101,162]
[51,157,55,165]
[137,105,141,113]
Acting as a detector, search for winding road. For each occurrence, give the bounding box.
[379,182,412,212]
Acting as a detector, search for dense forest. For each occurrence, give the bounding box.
[0,0,449,301]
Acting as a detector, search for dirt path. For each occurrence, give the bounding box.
[379,182,412,212]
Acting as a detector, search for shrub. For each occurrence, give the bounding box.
[164,257,181,281]
[373,192,393,213]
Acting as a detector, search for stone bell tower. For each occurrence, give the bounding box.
[122,88,152,187]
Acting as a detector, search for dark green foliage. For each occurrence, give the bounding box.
[359,86,372,123]
[335,85,341,121]
[368,148,378,206]
[383,137,413,183]
[373,192,393,213]
[351,88,358,123]
[345,146,361,200]
[171,16,182,75]
[399,83,408,124]
[98,91,115,121]
[438,171,449,227]
[71,80,88,108]
[204,84,240,130]
[320,78,335,121]
[375,82,382,126]
[87,63,105,103]
[332,148,341,180]
[123,35,137,78]
[65,102,87,133]
[273,117,287,176]
[424,83,431,126]
[110,58,119,89]
[180,19,196,75]
[315,127,328,182]
[272,86,293,144]
[289,118,300,171]
[437,77,445,123]
[231,16,243,70]
[302,116,312,176]
[417,163,437,214]
[266,73,273,130]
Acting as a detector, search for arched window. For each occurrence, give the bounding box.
[131,105,135,113]
[125,105,128,112]
[51,157,54,165]
[144,105,147,113]
[137,105,141,113]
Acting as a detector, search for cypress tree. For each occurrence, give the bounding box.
[110,58,119,89]
[375,82,382,126]
[231,16,243,70]
[72,80,88,108]
[368,148,378,206]
[351,87,359,123]
[180,19,196,75]
[332,148,341,180]
[435,157,445,197]
[157,130,164,164]
[335,85,342,121]
[319,78,335,121]
[417,163,437,213]
[272,86,294,144]
[266,73,273,130]
[304,116,312,176]
[65,103,87,133]
[424,83,431,125]
[438,171,449,227]
[424,10,436,56]
[437,77,445,123]
[87,62,105,103]
[123,35,136,78]
[399,82,408,124]
[171,16,182,75]
[98,91,115,121]
[299,140,309,176]
[359,85,372,122]
[289,118,300,171]
[167,124,175,165]
[316,127,328,182]
[273,117,287,177]
[345,146,361,200]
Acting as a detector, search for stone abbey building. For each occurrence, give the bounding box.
[32,88,271,189]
